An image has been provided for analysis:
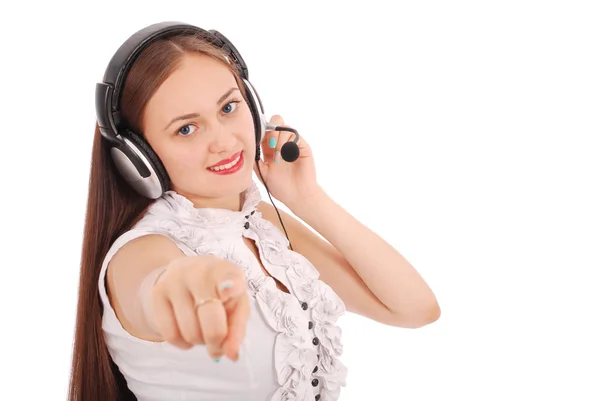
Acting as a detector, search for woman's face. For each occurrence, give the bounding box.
[142,53,256,209]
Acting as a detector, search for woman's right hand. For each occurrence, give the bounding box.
[144,255,250,361]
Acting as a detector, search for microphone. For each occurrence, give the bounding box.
[265,122,300,162]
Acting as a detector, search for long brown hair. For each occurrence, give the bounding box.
[68,31,248,400]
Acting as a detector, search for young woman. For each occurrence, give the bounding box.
[68,21,440,401]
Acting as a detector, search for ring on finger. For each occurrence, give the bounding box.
[194,298,221,311]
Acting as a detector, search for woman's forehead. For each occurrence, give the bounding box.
[145,54,239,126]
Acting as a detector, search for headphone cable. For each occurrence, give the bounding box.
[255,158,294,251]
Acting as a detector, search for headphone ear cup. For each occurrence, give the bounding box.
[118,129,170,198]
[242,79,265,156]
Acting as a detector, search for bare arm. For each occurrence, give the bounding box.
[259,190,440,329]
[105,234,186,342]
[104,234,251,360]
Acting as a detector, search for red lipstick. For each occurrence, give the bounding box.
[206,151,244,175]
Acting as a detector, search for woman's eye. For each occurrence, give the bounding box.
[222,100,240,114]
[177,124,197,136]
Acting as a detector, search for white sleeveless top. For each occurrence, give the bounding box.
[98,180,348,401]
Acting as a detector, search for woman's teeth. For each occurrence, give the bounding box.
[208,154,241,171]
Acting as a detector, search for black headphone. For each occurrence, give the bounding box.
[95,21,300,199]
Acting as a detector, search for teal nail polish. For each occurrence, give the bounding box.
[219,280,234,291]
[269,137,276,148]
[274,150,280,163]
[213,357,221,363]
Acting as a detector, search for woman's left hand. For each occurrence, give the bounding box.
[253,115,323,209]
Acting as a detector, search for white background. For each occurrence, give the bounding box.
[1,1,599,400]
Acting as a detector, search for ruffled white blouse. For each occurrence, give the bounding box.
[98,180,348,401]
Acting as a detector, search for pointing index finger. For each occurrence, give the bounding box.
[221,290,251,361]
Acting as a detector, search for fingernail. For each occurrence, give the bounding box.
[219,280,234,291]
[269,137,277,148]
[213,357,221,363]
[274,150,280,163]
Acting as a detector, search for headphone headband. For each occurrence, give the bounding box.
[105,23,223,106]
[96,21,249,143]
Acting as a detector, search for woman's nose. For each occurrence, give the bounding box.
[207,124,237,153]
